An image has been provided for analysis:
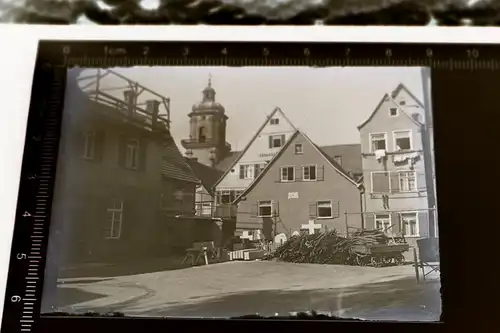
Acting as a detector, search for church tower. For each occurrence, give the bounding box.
[181,75,231,167]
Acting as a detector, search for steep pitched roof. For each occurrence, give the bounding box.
[185,158,224,194]
[211,107,297,190]
[318,144,362,176]
[234,130,361,204]
[357,83,424,130]
[162,138,199,184]
[215,151,242,172]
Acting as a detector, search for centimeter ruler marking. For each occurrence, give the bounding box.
[65,57,500,69]
[18,69,64,332]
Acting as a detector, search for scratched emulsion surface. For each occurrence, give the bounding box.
[0,0,498,25]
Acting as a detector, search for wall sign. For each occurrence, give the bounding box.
[288,192,299,199]
[259,152,277,158]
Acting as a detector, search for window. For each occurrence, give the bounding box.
[198,127,206,143]
[83,131,96,159]
[258,200,273,217]
[106,198,123,239]
[334,155,342,166]
[254,163,265,178]
[370,133,387,152]
[280,166,295,182]
[394,130,412,151]
[400,212,418,237]
[317,201,333,218]
[217,190,242,204]
[196,202,212,216]
[389,107,398,116]
[270,118,279,125]
[295,143,303,154]
[125,139,140,169]
[400,101,406,106]
[399,171,417,192]
[269,134,285,148]
[302,165,317,181]
[375,214,392,234]
[239,164,254,180]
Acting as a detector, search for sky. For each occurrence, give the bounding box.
[75,66,427,152]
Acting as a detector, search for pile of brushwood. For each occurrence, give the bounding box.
[266,229,389,265]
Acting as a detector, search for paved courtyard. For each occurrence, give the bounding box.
[52,260,441,321]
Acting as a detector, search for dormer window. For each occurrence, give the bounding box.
[389,108,398,117]
[270,118,279,125]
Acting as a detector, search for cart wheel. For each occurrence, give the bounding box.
[371,256,382,268]
[381,257,392,267]
[356,255,366,266]
[394,254,405,266]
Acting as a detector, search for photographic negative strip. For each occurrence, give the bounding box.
[5,34,499,332]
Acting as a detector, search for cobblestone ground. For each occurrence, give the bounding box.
[52,261,441,321]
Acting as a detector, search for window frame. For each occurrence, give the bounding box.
[239,164,254,180]
[392,129,413,151]
[369,132,388,153]
[125,138,140,170]
[400,211,420,237]
[370,171,390,194]
[375,213,392,235]
[258,200,273,218]
[398,170,417,192]
[294,143,303,155]
[106,198,123,239]
[280,166,295,182]
[370,170,417,193]
[83,130,96,160]
[270,134,284,148]
[302,164,318,181]
[316,200,333,219]
[389,107,399,117]
[270,118,280,125]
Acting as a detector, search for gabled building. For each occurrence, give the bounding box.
[358,83,436,246]
[233,130,363,241]
[212,107,298,210]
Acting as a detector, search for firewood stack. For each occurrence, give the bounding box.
[265,229,389,265]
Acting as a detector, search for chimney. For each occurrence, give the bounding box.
[146,99,160,128]
[123,90,135,116]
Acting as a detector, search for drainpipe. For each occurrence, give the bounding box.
[420,67,437,238]
[359,185,365,231]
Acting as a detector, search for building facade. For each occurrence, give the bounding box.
[234,130,363,241]
[48,69,201,266]
[212,107,297,213]
[358,83,436,248]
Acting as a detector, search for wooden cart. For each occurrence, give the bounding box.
[351,243,409,267]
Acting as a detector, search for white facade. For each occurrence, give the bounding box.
[214,108,297,203]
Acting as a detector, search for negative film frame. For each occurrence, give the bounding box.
[2,39,495,333]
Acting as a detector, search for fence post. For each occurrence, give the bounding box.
[344,210,349,237]
[413,247,420,283]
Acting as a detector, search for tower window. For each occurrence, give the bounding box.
[389,107,398,117]
[198,127,206,143]
[270,118,279,125]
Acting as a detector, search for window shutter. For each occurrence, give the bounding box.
[295,167,303,181]
[139,139,148,171]
[268,136,273,148]
[317,165,325,181]
[280,134,285,145]
[254,164,260,178]
[308,202,317,218]
[364,213,375,230]
[239,165,245,179]
[250,202,258,218]
[117,134,126,167]
[391,212,401,235]
[94,130,105,162]
[390,172,400,193]
[277,168,282,182]
[331,201,340,218]
[273,200,280,217]
[372,172,389,193]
